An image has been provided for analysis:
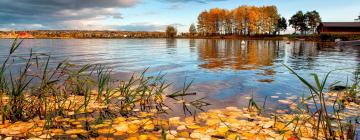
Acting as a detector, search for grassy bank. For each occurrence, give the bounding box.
[0,39,358,139]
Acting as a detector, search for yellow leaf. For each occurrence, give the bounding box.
[139,135,148,140]
[114,131,125,136]
[51,129,64,134]
[184,117,195,124]
[186,124,201,129]
[190,132,203,139]
[113,124,128,132]
[114,117,126,123]
[138,112,148,118]
[206,119,220,126]
[98,128,116,134]
[166,134,175,139]
[70,135,78,139]
[65,129,87,135]
[177,125,187,131]
[143,123,155,131]
[227,133,240,139]
[125,136,138,140]
[218,126,229,133]
[128,124,139,134]
[169,117,181,126]
[178,131,190,137]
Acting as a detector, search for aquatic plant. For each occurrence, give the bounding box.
[0,39,209,128]
[284,64,358,139]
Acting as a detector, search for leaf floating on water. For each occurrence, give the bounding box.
[271,96,279,99]
[186,124,201,129]
[97,128,116,134]
[166,134,175,139]
[217,126,229,135]
[27,138,42,140]
[169,117,180,126]
[127,124,139,134]
[51,129,64,135]
[205,119,220,126]
[113,131,124,136]
[65,129,87,135]
[276,110,287,114]
[278,100,292,104]
[39,134,52,139]
[143,123,154,131]
[70,135,78,139]
[113,124,128,132]
[262,121,274,128]
[190,132,203,139]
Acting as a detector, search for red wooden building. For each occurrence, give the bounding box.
[317,22,360,34]
[18,32,34,38]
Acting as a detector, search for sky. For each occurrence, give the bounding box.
[0,0,359,32]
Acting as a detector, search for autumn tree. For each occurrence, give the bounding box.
[197,10,208,36]
[166,26,177,38]
[197,5,280,36]
[305,10,321,34]
[233,6,246,35]
[189,24,197,36]
[224,10,233,35]
[261,6,280,34]
[289,11,307,34]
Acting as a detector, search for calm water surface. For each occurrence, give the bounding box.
[0,39,359,108]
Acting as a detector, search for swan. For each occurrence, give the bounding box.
[241,40,246,45]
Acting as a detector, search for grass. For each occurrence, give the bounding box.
[0,38,209,126]
[283,64,358,139]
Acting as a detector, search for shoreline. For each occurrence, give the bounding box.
[0,34,359,42]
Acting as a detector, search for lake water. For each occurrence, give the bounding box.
[0,39,359,108]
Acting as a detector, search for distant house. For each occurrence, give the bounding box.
[18,32,34,38]
[318,22,360,34]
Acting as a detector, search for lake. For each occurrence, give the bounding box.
[0,39,359,109]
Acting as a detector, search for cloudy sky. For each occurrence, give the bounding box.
[0,0,359,32]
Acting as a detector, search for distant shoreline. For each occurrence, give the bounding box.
[1,33,360,42]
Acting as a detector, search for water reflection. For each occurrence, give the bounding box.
[0,39,358,106]
[197,40,322,71]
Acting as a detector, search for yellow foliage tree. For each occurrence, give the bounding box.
[196,5,280,35]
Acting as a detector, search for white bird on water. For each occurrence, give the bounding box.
[241,40,246,45]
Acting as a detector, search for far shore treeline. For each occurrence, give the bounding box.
[196,6,285,36]
[0,5,359,41]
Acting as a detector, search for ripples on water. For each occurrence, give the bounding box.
[0,39,359,108]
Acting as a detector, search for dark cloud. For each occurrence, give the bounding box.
[0,0,139,29]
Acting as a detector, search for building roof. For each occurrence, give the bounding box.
[321,22,360,27]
